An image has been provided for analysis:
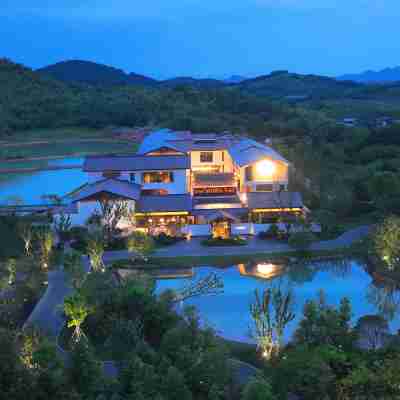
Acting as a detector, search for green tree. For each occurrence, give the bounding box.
[36,227,54,270]
[374,215,400,270]
[63,292,92,344]
[241,377,276,400]
[288,230,316,253]
[87,235,105,272]
[294,291,355,350]
[63,252,86,289]
[127,231,155,261]
[161,366,192,400]
[68,340,103,397]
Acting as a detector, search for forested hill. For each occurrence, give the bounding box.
[338,66,400,84]
[37,60,157,86]
[0,58,331,138]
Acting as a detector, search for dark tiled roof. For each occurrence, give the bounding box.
[69,179,141,202]
[83,154,190,172]
[247,191,304,210]
[204,210,240,223]
[137,194,192,213]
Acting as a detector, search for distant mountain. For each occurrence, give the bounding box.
[37,60,158,86]
[338,67,400,83]
[236,70,361,99]
[224,75,247,84]
[158,76,226,89]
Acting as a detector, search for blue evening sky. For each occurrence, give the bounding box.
[1,0,399,79]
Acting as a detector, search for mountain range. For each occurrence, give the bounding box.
[338,66,400,83]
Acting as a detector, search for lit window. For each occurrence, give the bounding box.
[142,172,174,183]
[200,152,213,163]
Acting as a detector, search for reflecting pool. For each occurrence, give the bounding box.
[155,259,400,343]
[0,157,86,204]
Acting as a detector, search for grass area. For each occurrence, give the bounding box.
[0,140,136,161]
[1,127,106,142]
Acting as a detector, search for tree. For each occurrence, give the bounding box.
[249,285,295,359]
[18,222,33,257]
[98,199,130,241]
[64,252,86,289]
[63,292,92,344]
[87,235,105,272]
[355,314,389,350]
[36,227,54,270]
[294,291,355,350]
[161,366,192,400]
[241,377,276,400]
[127,231,155,261]
[288,230,316,253]
[374,215,400,270]
[5,258,17,285]
[68,340,103,397]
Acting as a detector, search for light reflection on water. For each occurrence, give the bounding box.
[155,259,400,343]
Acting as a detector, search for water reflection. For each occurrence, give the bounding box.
[154,258,400,342]
[238,262,286,280]
[366,282,400,321]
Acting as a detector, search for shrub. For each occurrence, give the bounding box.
[242,377,276,400]
[153,233,185,247]
[201,236,247,247]
[374,215,400,270]
[258,224,279,240]
[288,231,316,252]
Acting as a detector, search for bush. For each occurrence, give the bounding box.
[153,233,185,247]
[69,226,89,242]
[242,377,276,400]
[288,231,316,252]
[201,236,247,247]
[258,224,279,240]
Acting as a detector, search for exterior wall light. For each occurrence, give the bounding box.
[255,159,276,178]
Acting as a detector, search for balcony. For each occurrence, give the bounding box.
[192,172,237,196]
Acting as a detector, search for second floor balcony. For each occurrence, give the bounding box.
[192,172,237,196]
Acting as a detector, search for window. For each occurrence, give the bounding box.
[245,166,253,181]
[130,173,135,183]
[279,184,287,191]
[142,171,174,184]
[141,189,168,196]
[102,171,120,179]
[200,152,213,163]
[256,184,273,192]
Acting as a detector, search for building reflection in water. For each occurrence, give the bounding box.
[237,262,286,280]
[367,281,400,321]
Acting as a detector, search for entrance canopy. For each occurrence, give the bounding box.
[205,210,240,223]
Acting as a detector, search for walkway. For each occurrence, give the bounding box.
[151,225,372,259]
[23,259,90,337]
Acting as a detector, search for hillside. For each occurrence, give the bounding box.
[235,70,362,99]
[338,66,400,83]
[37,60,157,86]
[159,76,226,89]
[1,58,329,139]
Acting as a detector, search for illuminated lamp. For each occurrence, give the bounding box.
[256,263,277,276]
[256,159,276,178]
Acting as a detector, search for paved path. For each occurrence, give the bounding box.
[150,225,372,259]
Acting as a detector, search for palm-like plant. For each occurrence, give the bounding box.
[64,292,93,344]
[87,236,105,272]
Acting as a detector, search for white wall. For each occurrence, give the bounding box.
[191,150,234,173]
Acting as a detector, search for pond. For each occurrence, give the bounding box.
[0,157,87,204]
[155,259,400,343]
